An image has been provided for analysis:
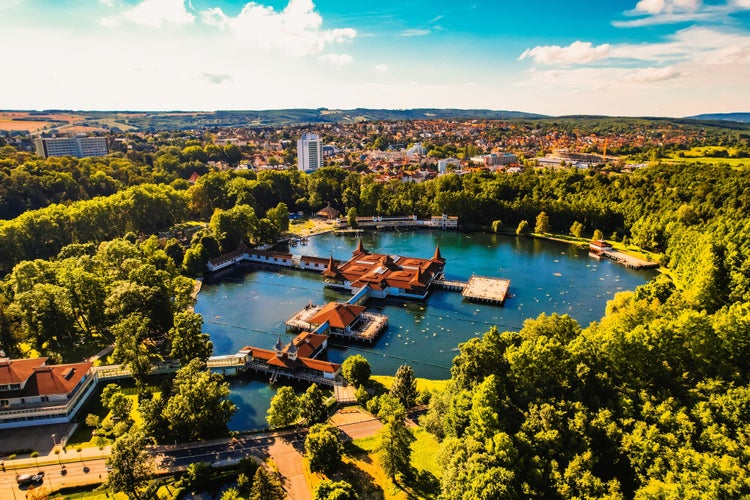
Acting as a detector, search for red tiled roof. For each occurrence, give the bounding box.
[308,302,365,329]
[332,247,444,295]
[0,357,47,386]
[289,331,327,358]
[298,357,340,374]
[23,363,91,397]
[0,358,91,399]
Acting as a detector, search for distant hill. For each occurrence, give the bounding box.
[685,112,750,123]
[3,108,545,132]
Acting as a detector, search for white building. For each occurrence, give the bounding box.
[0,357,97,429]
[34,136,109,158]
[438,158,461,174]
[297,133,323,172]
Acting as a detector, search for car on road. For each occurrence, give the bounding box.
[16,471,44,486]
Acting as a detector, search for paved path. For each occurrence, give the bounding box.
[0,407,387,499]
[267,437,311,500]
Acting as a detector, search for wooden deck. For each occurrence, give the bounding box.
[285,304,323,330]
[433,279,467,291]
[600,250,659,270]
[328,312,388,343]
[461,276,510,305]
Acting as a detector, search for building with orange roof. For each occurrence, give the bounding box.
[322,240,445,300]
[239,330,341,385]
[0,357,96,429]
[307,302,366,335]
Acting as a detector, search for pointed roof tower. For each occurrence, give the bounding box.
[353,238,368,256]
[322,255,342,279]
[431,244,445,264]
[274,336,285,357]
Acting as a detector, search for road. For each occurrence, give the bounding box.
[2,458,108,498]
[0,407,391,499]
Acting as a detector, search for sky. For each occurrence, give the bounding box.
[0,0,749,116]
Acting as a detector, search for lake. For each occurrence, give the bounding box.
[195,231,655,430]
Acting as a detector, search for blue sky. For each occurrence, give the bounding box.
[0,0,748,116]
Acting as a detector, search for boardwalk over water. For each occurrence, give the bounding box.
[286,305,388,343]
[434,275,511,305]
[599,250,659,270]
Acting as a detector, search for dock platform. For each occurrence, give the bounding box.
[285,304,323,330]
[600,250,659,270]
[461,275,510,305]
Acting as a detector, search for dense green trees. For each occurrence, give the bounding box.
[341,354,371,387]
[390,364,418,409]
[266,386,301,428]
[305,423,343,474]
[159,359,236,442]
[376,395,414,482]
[427,283,750,497]
[106,430,154,498]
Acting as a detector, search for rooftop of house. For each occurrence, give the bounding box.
[324,240,445,293]
[0,357,92,400]
[308,302,366,329]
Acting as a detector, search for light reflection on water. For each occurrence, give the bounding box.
[195,231,655,431]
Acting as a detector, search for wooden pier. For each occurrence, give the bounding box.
[286,303,388,343]
[434,276,510,305]
[285,304,323,331]
[329,312,388,343]
[433,279,467,291]
[600,250,659,270]
[462,275,510,305]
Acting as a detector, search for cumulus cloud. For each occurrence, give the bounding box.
[623,66,681,82]
[519,41,611,65]
[205,0,356,57]
[375,63,389,73]
[319,53,353,66]
[101,0,195,28]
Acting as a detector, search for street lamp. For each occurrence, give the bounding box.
[51,433,57,449]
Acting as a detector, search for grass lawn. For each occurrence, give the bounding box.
[337,425,441,500]
[287,217,336,237]
[370,375,450,396]
[660,147,749,167]
[67,384,160,449]
[55,489,127,499]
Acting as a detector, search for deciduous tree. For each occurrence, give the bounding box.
[305,423,343,474]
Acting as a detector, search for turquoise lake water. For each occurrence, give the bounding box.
[195,231,656,430]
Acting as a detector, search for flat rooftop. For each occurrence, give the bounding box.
[462,276,510,304]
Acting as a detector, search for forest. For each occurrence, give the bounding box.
[1,122,750,497]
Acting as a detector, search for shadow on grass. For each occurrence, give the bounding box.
[343,441,373,464]
[369,379,388,397]
[336,460,384,500]
[400,468,440,499]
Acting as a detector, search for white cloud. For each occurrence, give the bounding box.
[101,0,195,28]
[632,0,701,15]
[519,41,611,65]
[375,63,389,73]
[0,0,23,11]
[200,7,229,28]
[623,66,681,82]
[208,0,356,57]
[319,53,353,66]
[400,28,430,37]
[616,0,750,27]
